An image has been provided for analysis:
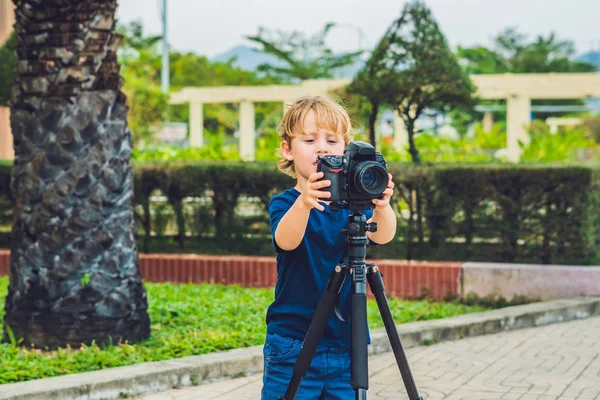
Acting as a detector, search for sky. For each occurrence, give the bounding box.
[116,0,600,59]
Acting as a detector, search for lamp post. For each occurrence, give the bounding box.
[160,0,169,94]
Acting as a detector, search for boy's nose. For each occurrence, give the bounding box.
[316,142,329,154]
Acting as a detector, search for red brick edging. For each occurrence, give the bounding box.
[0,250,462,300]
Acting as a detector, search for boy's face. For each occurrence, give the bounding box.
[281,110,346,184]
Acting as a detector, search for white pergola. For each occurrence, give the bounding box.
[170,73,600,162]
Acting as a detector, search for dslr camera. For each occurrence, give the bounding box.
[317,141,388,205]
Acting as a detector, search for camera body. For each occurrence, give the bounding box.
[317,141,388,203]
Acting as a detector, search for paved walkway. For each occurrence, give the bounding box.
[140,317,600,399]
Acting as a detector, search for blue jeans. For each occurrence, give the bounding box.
[261,332,353,400]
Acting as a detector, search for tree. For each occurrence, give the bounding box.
[494,28,595,73]
[459,28,596,74]
[4,0,150,349]
[347,31,396,148]
[455,45,509,75]
[246,23,362,82]
[455,28,597,126]
[115,21,168,145]
[356,1,476,163]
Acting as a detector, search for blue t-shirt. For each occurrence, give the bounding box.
[266,188,374,348]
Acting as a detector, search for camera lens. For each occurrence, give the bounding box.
[354,162,388,197]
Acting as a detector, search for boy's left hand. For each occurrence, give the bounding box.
[372,173,395,210]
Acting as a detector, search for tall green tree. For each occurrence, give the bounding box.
[4,0,150,349]
[115,21,282,146]
[458,28,596,74]
[354,1,475,163]
[246,23,362,81]
[455,28,597,125]
[347,31,396,148]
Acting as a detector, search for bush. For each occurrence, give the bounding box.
[1,162,598,264]
[520,120,597,163]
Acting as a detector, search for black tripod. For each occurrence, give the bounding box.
[277,203,423,400]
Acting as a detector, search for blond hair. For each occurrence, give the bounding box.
[277,96,354,178]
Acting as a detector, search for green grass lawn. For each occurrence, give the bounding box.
[0,276,489,384]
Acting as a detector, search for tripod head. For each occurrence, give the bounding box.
[337,210,377,275]
[329,200,376,212]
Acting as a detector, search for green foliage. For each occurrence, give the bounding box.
[80,274,91,286]
[132,126,282,163]
[246,23,362,82]
[456,28,597,125]
[132,132,240,162]
[495,29,596,73]
[133,163,600,265]
[0,276,488,383]
[379,135,496,163]
[254,128,281,162]
[0,31,16,107]
[520,121,597,163]
[115,21,280,147]
[116,20,162,56]
[473,122,507,149]
[455,45,509,74]
[121,69,169,143]
[351,0,476,163]
[581,115,600,144]
[375,118,597,165]
[459,28,596,75]
[1,161,599,264]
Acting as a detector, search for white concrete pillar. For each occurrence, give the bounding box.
[506,96,531,163]
[0,0,14,43]
[239,100,255,161]
[0,1,15,160]
[483,112,494,133]
[0,107,13,160]
[189,102,203,147]
[392,110,408,152]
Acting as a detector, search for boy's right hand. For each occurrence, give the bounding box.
[299,172,331,212]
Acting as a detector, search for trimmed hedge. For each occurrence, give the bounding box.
[0,161,598,265]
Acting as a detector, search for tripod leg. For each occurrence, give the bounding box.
[277,265,347,400]
[351,266,369,400]
[367,265,424,400]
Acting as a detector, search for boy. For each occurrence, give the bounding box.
[262,96,396,399]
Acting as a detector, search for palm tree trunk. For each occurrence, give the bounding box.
[3,0,150,349]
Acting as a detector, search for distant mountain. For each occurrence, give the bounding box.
[213,45,284,71]
[576,51,600,71]
[212,45,365,78]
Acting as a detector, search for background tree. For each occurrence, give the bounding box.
[346,35,395,148]
[361,1,476,163]
[4,0,150,349]
[453,28,597,129]
[114,21,282,149]
[246,23,362,81]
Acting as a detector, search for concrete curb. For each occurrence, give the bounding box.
[1,297,598,400]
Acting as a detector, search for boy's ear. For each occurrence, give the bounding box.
[280,141,293,161]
